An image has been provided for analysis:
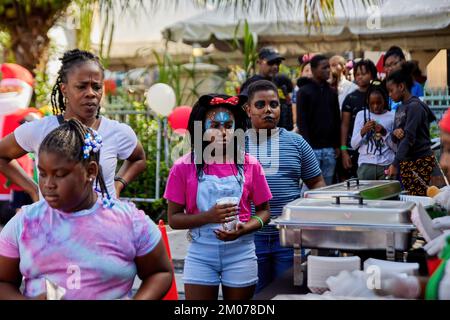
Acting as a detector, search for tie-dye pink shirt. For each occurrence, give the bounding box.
[0,198,161,300]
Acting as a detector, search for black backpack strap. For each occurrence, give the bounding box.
[56,114,65,125]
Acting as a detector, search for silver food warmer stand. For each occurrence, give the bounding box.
[274,179,416,286]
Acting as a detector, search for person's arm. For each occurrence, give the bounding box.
[298,135,324,188]
[167,200,237,230]
[385,120,398,152]
[115,141,146,197]
[0,134,39,201]
[133,239,173,300]
[391,110,401,144]
[385,133,397,153]
[304,175,326,190]
[0,255,26,300]
[214,201,270,242]
[393,104,424,166]
[340,111,352,169]
[296,90,310,142]
[350,113,365,150]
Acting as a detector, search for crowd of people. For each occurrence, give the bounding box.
[246,45,437,197]
[0,45,448,300]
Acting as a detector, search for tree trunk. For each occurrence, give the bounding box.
[9,25,52,75]
[0,1,70,74]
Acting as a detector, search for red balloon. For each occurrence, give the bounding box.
[168,106,192,134]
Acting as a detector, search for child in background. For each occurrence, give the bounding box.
[386,62,436,196]
[0,119,172,300]
[351,82,395,180]
[164,94,272,300]
[340,59,378,180]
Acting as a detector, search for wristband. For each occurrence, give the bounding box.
[251,215,265,229]
[340,145,348,151]
[114,176,128,189]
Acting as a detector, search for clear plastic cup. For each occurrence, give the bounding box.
[216,196,240,231]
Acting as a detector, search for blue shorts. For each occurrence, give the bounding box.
[183,224,258,288]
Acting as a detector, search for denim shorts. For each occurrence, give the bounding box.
[183,224,258,288]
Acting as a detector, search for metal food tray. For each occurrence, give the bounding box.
[303,178,402,200]
[274,196,416,286]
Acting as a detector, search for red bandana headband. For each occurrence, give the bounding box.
[210,96,239,106]
[440,109,450,133]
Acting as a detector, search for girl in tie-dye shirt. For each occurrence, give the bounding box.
[0,119,172,300]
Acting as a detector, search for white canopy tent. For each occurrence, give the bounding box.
[162,0,450,53]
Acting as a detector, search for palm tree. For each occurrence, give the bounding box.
[0,0,144,73]
[0,0,375,74]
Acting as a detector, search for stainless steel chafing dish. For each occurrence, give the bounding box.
[274,196,416,286]
[304,178,402,200]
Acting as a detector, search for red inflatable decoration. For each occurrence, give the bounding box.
[0,63,34,86]
[0,63,34,114]
[0,63,37,203]
[168,106,192,135]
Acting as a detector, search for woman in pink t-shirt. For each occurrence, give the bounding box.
[164,94,272,300]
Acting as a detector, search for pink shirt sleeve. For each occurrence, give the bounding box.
[163,163,186,205]
[249,160,272,206]
[0,212,22,258]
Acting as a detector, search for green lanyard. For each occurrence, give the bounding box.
[425,236,450,300]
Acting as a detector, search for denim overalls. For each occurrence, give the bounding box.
[182,169,258,288]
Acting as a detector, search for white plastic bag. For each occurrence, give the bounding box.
[45,279,66,300]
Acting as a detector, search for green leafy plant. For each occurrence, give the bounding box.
[231,19,258,80]
[430,122,440,140]
[105,97,172,221]
[34,69,53,109]
[152,50,204,106]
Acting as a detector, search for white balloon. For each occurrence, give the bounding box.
[146,83,176,116]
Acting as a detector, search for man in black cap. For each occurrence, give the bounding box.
[240,47,293,131]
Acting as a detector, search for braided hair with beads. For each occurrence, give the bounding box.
[39,118,113,208]
[50,49,104,118]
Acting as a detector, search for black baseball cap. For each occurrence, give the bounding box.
[258,47,285,63]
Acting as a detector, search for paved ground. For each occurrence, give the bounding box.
[134,225,226,299]
[165,226,225,299]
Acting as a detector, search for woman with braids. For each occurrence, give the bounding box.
[351,81,396,180]
[164,94,272,300]
[386,62,436,195]
[0,119,172,299]
[0,49,146,202]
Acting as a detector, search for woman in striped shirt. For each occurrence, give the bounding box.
[245,80,326,293]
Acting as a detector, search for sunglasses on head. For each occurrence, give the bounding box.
[254,100,280,109]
